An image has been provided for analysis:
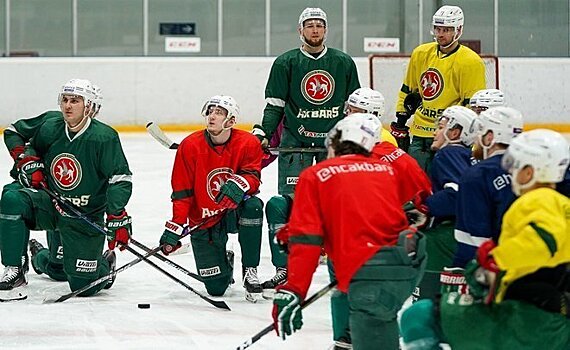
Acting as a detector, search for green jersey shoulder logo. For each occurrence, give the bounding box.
[51,153,82,190]
[301,70,335,105]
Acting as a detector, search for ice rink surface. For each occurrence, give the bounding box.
[0,132,333,350]
[2,131,569,350]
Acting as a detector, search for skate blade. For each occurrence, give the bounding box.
[0,289,28,302]
[245,291,262,303]
[262,289,276,300]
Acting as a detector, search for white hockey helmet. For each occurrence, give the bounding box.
[325,113,381,152]
[431,5,464,49]
[439,106,478,146]
[432,5,464,28]
[502,129,570,195]
[470,89,505,112]
[346,87,386,118]
[298,7,327,28]
[471,106,524,146]
[58,79,98,117]
[201,95,240,122]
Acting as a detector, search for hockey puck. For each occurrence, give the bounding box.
[137,303,150,309]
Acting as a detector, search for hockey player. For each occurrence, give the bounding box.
[272,113,426,350]
[0,79,131,300]
[3,82,103,282]
[390,5,486,173]
[469,88,505,114]
[453,107,524,268]
[413,106,478,300]
[158,95,265,302]
[400,129,570,350]
[253,7,360,298]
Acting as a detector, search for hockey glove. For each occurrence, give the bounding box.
[252,124,270,150]
[403,190,431,229]
[17,155,46,189]
[159,220,185,255]
[106,210,132,250]
[404,91,422,115]
[216,174,250,209]
[476,240,499,273]
[274,224,290,254]
[272,287,303,340]
[465,260,498,304]
[390,112,411,152]
[9,145,25,161]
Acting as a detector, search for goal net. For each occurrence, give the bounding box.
[368,54,499,118]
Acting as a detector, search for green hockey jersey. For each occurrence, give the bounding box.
[262,46,360,145]
[30,116,132,216]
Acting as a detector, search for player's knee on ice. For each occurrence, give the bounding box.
[400,299,441,350]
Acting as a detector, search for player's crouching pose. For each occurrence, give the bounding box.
[0,79,132,301]
[400,129,570,350]
[159,95,265,302]
[3,81,103,283]
[271,114,426,350]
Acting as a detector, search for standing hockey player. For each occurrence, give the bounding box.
[272,114,426,350]
[253,7,360,296]
[413,106,478,300]
[0,79,131,300]
[400,129,570,350]
[3,82,103,282]
[453,106,524,268]
[159,95,265,302]
[390,5,486,173]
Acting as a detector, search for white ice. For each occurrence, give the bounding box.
[0,132,333,350]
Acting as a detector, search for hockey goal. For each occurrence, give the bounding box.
[368,53,499,118]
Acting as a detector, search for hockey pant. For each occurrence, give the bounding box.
[409,136,435,174]
[190,196,263,296]
[277,127,326,195]
[347,231,427,350]
[0,186,110,296]
[415,220,456,301]
[32,230,66,281]
[401,293,570,350]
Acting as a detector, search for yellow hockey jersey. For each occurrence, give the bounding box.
[492,187,570,302]
[396,42,486,138]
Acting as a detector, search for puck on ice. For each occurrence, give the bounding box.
[138,303,150,309]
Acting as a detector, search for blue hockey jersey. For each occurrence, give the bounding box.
[452,153,517,267]
[425,145,475,218]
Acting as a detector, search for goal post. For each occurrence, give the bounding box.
[368,53,499,118]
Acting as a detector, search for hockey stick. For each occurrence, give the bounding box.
[235,281,338,350]
[41,188,228,309]
[146,122,326,154]
[130,238,203,282]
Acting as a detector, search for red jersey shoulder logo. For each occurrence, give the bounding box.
[206,167,234,201]
[51,153,82,190]
[301,70,335,105]
[420,68,444,101]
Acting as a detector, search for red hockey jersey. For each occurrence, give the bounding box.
[372,142,432,203]
[285,154,410,296]
[170,129,263,228]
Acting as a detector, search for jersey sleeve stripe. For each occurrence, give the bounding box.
[454,228,489,247]
[289,234,323,246]
[530,222,557,256]
[265,97,286,107]
[171,188,194,200]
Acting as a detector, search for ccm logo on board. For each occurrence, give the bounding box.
[165,37,201,53]
[364,38,400,53]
